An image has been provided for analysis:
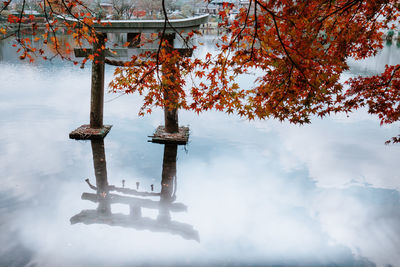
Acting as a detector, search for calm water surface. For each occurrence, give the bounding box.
[0,38,400,267]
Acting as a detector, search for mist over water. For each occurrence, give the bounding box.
[0,37,399,267]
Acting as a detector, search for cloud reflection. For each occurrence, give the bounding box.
[0,41,399,267]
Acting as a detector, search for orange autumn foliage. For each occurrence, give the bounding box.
[3,0,400,142]
[111,0,400,143]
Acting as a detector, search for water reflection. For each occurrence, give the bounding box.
[71,139,199,242]
[1,35,400,266]
[347,42,400,75]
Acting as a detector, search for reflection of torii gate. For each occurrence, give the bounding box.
[70,139,199,242]
[69,15,208,144]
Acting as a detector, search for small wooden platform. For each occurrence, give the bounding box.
[69,125,112,140]
[149,126,189,145]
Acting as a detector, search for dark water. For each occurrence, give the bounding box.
[0,37,400,267]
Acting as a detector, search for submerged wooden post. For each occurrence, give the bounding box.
[69,33,112,140]
[149,33,189,144]
[90,33,106,129]
[164,107,179,133]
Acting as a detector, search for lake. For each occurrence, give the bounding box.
[0,36,399,267]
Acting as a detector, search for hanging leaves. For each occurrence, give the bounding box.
[2,0,400,142]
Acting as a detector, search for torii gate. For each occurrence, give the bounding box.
[69,15,209,144]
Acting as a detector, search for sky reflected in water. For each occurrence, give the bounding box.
[0,38,400,267]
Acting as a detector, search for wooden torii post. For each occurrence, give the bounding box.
[69,15,209,143]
